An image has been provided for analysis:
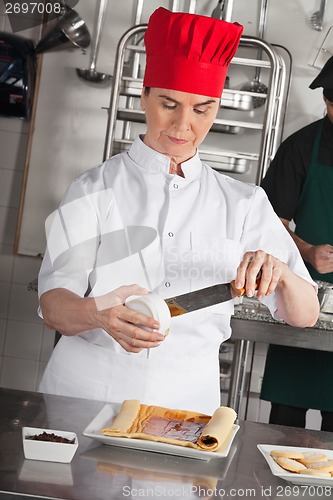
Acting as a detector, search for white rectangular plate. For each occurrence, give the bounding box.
[258,444,333,486]
[83,404,239,461]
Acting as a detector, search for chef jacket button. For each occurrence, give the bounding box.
[165,282,171,287]
[173,183,179,189]
[168,232,174,237]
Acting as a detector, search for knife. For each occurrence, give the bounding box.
[165,278,260,317]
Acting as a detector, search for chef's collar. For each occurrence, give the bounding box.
[128,136,202,181]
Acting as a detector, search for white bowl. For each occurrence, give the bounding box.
[125,293,171,336]
[22,427,78,463]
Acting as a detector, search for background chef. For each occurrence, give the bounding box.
[37,7,319,415]
[260,56,333,430]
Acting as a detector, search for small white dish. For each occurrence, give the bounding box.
[125,293,171,336]
[22,427,78,463]
[258,444,333,486]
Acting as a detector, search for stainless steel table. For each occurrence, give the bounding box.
[1,388,333,500]
[228,303,333,415]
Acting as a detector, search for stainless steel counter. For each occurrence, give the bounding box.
[228,301,333,414]
[1,388,333,500]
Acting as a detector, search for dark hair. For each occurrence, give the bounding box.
[144,87,151,96]
[323,88,333,103]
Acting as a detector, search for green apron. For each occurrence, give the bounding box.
[261,123,333,410]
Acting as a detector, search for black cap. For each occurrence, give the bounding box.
[309,56,333,101]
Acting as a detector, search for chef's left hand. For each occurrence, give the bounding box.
[95,284,165,353]
[234,250,288,300]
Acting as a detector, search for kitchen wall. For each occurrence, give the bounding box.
[1,0,332,427]
[16,0,333,256]
[0,5,55,392]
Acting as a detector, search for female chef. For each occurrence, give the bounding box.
[38,7,319,415]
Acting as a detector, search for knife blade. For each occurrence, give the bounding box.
[165,279,259,317]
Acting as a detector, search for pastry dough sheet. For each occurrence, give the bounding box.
[101,400,237,451]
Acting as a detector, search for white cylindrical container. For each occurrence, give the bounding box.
[125,293,171,336]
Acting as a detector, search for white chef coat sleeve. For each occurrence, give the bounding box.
[38,175,123,301]
[239,186,316,319]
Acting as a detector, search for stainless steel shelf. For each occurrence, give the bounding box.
[116,108,263,134]
[120,79,267,112]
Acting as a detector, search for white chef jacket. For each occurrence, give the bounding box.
[38,136,314,414]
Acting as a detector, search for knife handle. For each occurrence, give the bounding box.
[230,273,261,297]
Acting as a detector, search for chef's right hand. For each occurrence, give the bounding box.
[308,244,333,274]
[95,284,165,353]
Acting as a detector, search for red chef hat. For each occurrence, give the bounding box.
[143,7,243,98]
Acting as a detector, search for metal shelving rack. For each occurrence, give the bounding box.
[103,25,289,186]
